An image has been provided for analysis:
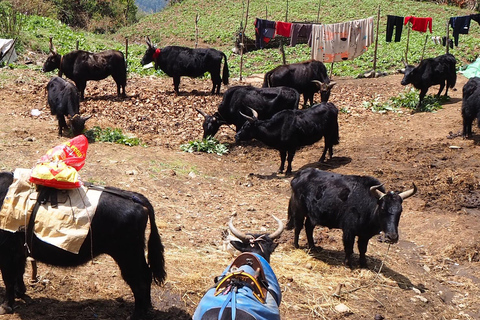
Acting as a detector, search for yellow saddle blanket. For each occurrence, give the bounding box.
[0,168,102,254]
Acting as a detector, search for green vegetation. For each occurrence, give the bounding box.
[363,88,446,113]
[389,88,446,112]
[180,136,229,155]
[7,0,480,79]
[84,126,144,146]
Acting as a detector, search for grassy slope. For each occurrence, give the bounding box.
[117,0,480,77]
[15,0,480,78]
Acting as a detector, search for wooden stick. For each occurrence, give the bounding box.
[239,0,250,81]
[405,23,410,64]
[195,13,199,49]
[446,19,450,54]
[125,38,129,70]
[372,5,380,76]
[421,34,428,61]
[285,0,289,22]
[316,0,321,24]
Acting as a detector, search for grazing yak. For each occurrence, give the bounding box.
[193,216,284,320]
[263,60,336,106]
[42,41,127,100]
[400,53,457,108]
[461,76,480,138]
[0,171,166,319]
[196,85,300,139]
[287,168,416,268]
[235,102,339,175]
[141,37,229,95]
[46,76,91,136]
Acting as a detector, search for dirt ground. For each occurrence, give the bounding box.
[0,64,479,320]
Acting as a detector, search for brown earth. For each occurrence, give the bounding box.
[0,64,479,320]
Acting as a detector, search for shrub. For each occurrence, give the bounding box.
[84,126,143,146]
[180,136,229,155]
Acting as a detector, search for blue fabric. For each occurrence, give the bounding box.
[192,253,281,320]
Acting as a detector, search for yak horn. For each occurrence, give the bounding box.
[196,108,208,118]
[370,184,386,199]
[239,110,255,122]
[229,217,252,242]
[49,37,57,54]
[269,215,284,239]
[399,183,417,200]
[248,107,258,119]
[146,36,152,47]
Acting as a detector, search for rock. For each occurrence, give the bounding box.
[415,295,428,303]
[335,303,350,313]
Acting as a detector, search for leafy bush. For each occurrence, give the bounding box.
[180,136,229,155]
[84,126,143,146]
[362,96,400,113]
[389,88,445,112]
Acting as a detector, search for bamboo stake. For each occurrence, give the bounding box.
[372,5,380,76]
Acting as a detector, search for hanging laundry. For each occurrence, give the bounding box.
[386,15,404,42]
[404,16,433,33]
[442,36,454,49]
[275,21,292,37]
[255,18,276,49]
[290,23,313,46]
[311,16,374,63]
[449,16,471,46]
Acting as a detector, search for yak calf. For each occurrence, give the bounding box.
[46,77,90,136]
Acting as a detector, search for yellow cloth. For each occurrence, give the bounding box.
[0,168,102,254]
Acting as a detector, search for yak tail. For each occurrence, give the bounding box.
[138,196,166,285]
[286,193,295,230]
[262,71,272,88]
[222,53,229,85]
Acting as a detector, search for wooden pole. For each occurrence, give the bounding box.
[125,38,129,70]
[316,0,321,23]
[285,0,289,22]
[239,0,250,81]
[330,62,334,78]
[372,5,380,76]
[421,34,428,61]
[195,13,199,48]
[280,42,286,65]
[445,19,450,54]
[76,40,79,50]
[405,23,410,64]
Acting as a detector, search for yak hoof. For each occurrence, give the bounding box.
[0,304,13,315]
